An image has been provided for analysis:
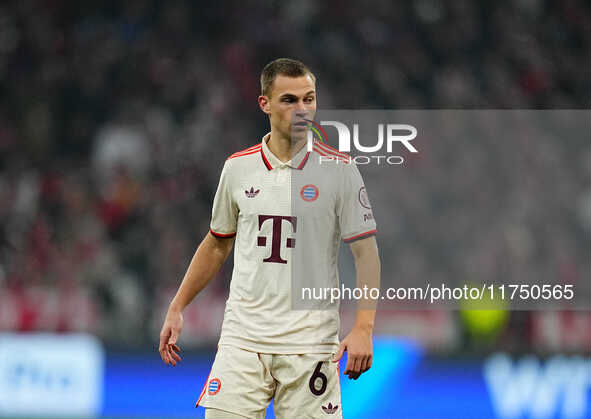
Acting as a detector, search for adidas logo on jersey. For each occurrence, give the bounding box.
[245,187,260,198]
[322,402,339,414]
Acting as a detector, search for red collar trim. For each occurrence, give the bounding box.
[261,148,273,170]
[260,146,310,170]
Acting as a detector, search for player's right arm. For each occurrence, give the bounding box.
[159,232,234,366]
[159,160,238,366]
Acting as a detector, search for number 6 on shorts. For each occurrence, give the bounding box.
[309,361,328,396]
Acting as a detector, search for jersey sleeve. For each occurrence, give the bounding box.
[338,163,377,243]
[210,161,238,238]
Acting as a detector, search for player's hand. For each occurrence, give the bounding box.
[332,326,373,380]
[158,309,183,366]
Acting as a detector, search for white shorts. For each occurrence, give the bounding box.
[196,344,342,419]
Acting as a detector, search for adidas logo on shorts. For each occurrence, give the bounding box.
[322,402,339,414]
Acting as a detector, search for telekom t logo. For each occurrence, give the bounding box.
[257,215,297,264]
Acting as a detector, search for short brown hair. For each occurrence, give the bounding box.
[260,58,316,97]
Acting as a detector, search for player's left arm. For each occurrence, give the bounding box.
[333,235,380,380]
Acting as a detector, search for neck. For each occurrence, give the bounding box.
[267,128,305,163]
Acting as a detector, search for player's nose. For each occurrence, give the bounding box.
[294,100,307,113]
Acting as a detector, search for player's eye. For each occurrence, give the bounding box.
[282,97,295,103]
[304,97,315,103]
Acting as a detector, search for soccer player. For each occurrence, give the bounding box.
[158,58,380,418]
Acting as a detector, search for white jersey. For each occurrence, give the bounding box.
[209,133,377,354]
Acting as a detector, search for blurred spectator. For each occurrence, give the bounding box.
[0,0,590,350]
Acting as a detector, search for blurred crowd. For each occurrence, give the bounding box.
[1,0,590,349]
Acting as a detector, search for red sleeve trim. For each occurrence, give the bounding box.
[227,145,262,160]
[210,228,236,238]
[314,141,351,159]
[313,146,351,163]
[343,229,377,243]
[232,143,261,155]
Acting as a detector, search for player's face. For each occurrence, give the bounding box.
[260,74,316,141]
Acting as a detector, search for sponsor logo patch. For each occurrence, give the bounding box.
[358,186,371,209]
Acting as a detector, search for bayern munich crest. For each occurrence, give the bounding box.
[300,184,319,202]
[208,378,221,395]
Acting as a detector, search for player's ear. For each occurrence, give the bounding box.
[258,95,271,115]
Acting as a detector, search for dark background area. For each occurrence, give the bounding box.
[1,0,590,353]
